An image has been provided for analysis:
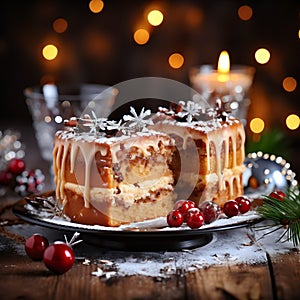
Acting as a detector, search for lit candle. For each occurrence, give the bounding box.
[217,50,230,82]
[189,50,255,124]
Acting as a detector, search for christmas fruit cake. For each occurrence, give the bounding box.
[150,100,246,208]
[53,109,175,226]
[53,101,246,226]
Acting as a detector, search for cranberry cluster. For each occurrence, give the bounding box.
[167,196,252,229]
[223,196,251,217]
[25,233,80,274]
[0,158,45,196]
[167,200,221,229]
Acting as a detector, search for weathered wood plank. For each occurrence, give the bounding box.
[0,253,185,300]
[185,263,273,300]
[53,263,186,300]
[268,251,300,300]
[0,255,58,299]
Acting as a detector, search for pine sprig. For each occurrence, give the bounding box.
[257,188,300,246]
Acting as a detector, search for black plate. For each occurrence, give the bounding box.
[13,195,263,251]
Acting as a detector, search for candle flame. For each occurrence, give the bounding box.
[217,50,230,73]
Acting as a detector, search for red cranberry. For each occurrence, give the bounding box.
[223,200,239,218]
[25,234,49,261]
[186,208,205,229]
[0,170,13,185]
[7,159,25,175]
[167,209,184,227]
[269,191,285,201]
[235,196,251,214]
[43,242,75,274]
[173,200,196,220]
[198,201,221,224]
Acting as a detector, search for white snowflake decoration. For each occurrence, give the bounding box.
[176,101,205,123]
[123,106,153,132]
[81,111,108,135]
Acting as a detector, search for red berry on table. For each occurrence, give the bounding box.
[167,210,184,227]
[25,234,49,261]
[269,191,285,201]
[186,208,205,229]
[198,201,221,224]
[223,200,239,218]
[0,170,13,185]
[173,200,196,220]
[235,196,251,214]
[7,158,26,175]
[43,242,75,274]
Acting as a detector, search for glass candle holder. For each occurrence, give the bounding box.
[25,83,117,162]
[190,65,255,125]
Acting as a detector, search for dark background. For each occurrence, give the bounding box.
[0,0,299,174]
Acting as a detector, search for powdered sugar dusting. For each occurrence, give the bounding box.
[7,220,297,280]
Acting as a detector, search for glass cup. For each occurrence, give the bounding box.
[189,65,255,125]
[25,83,117,162]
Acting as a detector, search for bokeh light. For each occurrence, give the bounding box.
[54,115,63,124]
[282,77,297,92]
[147,10,164,26]
[255,48,271,64]
[286,114,299,130]
[238,5,253,21]
[89,0,104,14]
[250,118,265,133]
[44,116,52,123]
[42,44,58,60]
[133,29,150,45]
[168,53,184,69]
[53,18,68,33]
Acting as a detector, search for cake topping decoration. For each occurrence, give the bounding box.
[158,99,232,124]
[64,107,154,137]
[123,106,153,132]
[175,101,205,123]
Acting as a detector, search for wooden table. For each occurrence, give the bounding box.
[0,193,299,300]
[0,123,299,300]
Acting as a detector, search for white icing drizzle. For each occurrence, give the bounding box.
[79,142,96,208]
[70,143,79,174]
[53,117,245,211]
[53,130,174,209]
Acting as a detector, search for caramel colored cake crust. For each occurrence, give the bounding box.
[151,104,246,207]
[53,130,175,226]
[151,117,245,207]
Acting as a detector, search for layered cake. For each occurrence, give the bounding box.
[151,101,246,207]
[53,102,246,226]
[53,111,176,226]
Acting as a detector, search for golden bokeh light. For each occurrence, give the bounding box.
[168,53,184,69]
[286,114,299,130]
[147,10,164,26]
[250,118,265,133]
[89,0,104,14]
[42,44,58,60]
[53,18,68,33]
[282,77,297,92]
[238,5,253,21]
[255,48,271,64]
[133,29,150,45]
[298,29,300,39]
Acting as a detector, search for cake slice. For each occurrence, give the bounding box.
[150,101,246,207]
[53,116,175,226]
